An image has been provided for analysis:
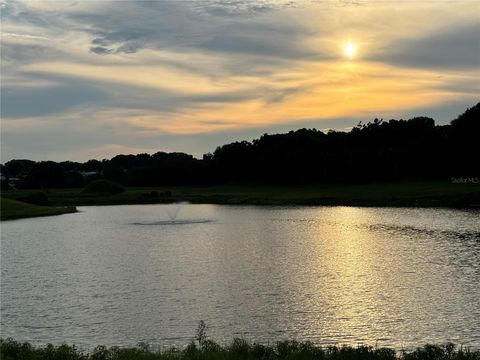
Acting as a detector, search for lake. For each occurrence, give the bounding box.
[1,204,479,350]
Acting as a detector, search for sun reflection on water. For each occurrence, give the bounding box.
[316,207,382,344]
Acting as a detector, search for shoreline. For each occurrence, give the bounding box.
[1,181,479,220]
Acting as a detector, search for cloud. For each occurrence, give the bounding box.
[0,0,68,33]
[2,32,49,40]
[67,1,324,65]
[439,77,480,95]
[1,0,323,77]
[89,46,114,55]
[0,68,293,123]
[372,23,480,70]
[199,32,313,58]
[0,80,108,118]
[1,42,64,67]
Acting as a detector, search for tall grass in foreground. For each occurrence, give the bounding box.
[2,338,479,360]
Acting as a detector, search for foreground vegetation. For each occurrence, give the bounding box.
[0,198,77,221]
[1,181,479,209]
[1,337,479,360]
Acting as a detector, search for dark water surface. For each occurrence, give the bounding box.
[1,205,479,349]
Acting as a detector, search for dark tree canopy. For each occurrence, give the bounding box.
[1,103,478,189]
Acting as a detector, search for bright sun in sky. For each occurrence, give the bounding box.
[344,42,357,59]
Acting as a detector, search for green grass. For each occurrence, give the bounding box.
[1,181,479,208]
[1,338,479,360]
[0,198,77,221]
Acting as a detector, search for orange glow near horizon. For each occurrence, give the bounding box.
[20,59,469,135]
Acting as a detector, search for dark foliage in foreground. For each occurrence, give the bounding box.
[1,103,479,188]
[1,338,479,360]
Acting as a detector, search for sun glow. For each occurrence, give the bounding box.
[344,42,357,59]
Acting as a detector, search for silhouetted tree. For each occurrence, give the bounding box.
[22,161,67,189]
[4,159,35,178]
[5,103,479,188]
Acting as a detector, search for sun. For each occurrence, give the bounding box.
[344,42,357,59]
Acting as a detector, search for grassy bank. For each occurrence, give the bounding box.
[1,181,480,208]
[1,338,479,360]
[0,198,77,221]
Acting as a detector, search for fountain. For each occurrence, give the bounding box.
[132,202,212,225]
[165,201,185,222]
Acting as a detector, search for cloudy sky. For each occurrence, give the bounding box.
[1,0,479,162]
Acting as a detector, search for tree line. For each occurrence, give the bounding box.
[1,103,478,189]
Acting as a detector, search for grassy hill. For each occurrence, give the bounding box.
[0,198,77,221]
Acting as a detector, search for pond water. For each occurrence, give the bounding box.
[1,204,479,349]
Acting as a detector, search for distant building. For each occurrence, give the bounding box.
[79,171,99,178]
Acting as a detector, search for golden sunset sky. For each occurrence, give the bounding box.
[1,0,479,161]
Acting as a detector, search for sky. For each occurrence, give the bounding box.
[1,0,479,162]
